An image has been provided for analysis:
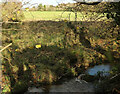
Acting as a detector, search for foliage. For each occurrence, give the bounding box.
[106,2,120,25]
[95,64,120,93]
[2,1,24,22]
[2,21,79,93]
[37,4,43,11]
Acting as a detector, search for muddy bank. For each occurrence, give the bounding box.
[25,78,95,93]
[24,64,112,93]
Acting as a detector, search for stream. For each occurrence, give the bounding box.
[25,63,112,93]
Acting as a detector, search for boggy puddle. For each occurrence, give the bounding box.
[25,63,113,93]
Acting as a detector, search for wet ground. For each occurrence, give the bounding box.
[25,64,111,93]
[25,78,95,93]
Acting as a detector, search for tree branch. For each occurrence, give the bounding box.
[74,0,103,5]
[0,43,12,53]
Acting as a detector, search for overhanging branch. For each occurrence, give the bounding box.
[74,0,103,5]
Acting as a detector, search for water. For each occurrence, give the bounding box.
[86,64,111,76]
[25,64,112,93]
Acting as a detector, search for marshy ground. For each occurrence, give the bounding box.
[1,20,120,93]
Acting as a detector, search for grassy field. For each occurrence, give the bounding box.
[23,11,106,21]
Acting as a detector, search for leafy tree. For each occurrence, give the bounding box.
[106,2,120,25]
[74,0,120,25]
[43,5,46,11]
[38,3,43,11]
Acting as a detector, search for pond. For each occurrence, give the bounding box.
[25,63,112,93]
[85,64,112,76]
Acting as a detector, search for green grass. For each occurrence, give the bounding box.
[23,11,78,21]
[23,11,106,21]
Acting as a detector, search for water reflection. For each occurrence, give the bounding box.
[86,64,111,76]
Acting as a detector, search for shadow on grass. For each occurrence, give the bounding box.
[3,44,78,93]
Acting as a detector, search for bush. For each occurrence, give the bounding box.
[2,1,24,22]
